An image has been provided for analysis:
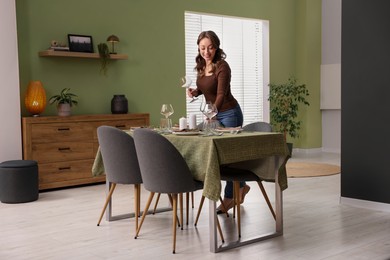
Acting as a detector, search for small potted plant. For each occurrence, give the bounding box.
[49,88,78,116]
[268,77,310,154]
[98,43,110,75]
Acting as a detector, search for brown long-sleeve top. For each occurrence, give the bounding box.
[196,60,238,112]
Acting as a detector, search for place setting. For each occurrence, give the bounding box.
[157,94,243,137]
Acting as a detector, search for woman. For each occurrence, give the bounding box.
[187,30,250,213]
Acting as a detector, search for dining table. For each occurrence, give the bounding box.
[92,129,289,253]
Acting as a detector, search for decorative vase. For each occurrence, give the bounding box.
[111,95,128,114]
[57,103,71,117]
[25,81,47,116]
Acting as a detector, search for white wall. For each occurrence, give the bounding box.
[321,0,341,153]
[0,0,22,161]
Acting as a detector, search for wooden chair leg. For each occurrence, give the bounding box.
[152,193,161,214]
[168,194,181,227]
[191,191,194,208]
[232,187,236,219]
[186,192,190,225]
[97,183,116,226]
[234,181,241,238]
[135,192,155,238]
[172,194,178,254]
[257,181,276,220]
[219,196,230,218]
[179,193,184,230]
[195,195,231,227]
[216,216,225,243]
[134,184,140,231]
[194,196,205,226]
[194,195,225,243]
[137,184,141,217]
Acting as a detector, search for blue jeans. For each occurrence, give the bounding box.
[217,104,245,198]
[217,104,244,128]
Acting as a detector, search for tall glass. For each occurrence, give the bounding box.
[160,104,174,132]
[181,76,198,103]
[200,100,218,135]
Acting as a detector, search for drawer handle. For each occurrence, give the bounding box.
[58,167,71,171]
[115,125,126,128]
[58,147,71,151]
[57,127,70,131]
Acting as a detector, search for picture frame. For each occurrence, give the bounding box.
[67,34,94,53]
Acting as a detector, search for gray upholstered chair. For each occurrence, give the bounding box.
[219,122,276,238]
[133,128,223,253]
[96,126,143,232]
[243,121,272,132]
[219,166,275,238]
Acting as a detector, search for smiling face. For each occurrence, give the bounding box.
[198,37,216,64]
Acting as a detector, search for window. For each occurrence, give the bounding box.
[184,12,270,126]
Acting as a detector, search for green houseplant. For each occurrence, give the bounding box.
[268,77,310,151]
[49,88,78,116]
[98,43,110,75]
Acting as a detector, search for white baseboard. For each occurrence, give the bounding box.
[322,147,341,154]
[292,148,323,154]
[340,197,390,213]
[292,147,341,155]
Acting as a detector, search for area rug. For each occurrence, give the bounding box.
[286,162,340,178]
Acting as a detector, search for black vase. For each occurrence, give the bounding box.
[111,95,128,114]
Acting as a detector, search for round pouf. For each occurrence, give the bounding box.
[0,160,39,203]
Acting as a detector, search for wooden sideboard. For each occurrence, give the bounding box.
[22,113,150,190]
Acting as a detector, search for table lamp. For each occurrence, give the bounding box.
[106,35,120,54]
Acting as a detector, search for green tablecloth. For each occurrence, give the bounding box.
[92,131,289,201]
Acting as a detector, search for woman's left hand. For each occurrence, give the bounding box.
[187,88,198,98]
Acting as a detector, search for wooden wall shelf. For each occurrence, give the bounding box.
[38,50,128,60]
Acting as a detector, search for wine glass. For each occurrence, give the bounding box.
[181,76,198,103]
[200,100,218,135]
[160,104,174,132]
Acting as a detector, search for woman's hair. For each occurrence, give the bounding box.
[195,31,226,76]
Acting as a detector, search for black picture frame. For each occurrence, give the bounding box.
[67,34,94,53]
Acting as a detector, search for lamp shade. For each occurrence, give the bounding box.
[106,35,119,43]
[25,80,47,116]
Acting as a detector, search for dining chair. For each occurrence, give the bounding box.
[96,126,143,232]
[218,121,276,238]
[194,121,274,227]
[150,122,207,216]
[133,128,224,253]
[219,166,276,238]
[243,121,272,132]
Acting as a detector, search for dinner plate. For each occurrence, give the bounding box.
[172,131,202,136]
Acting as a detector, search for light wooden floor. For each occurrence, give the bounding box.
[1,151,389,259]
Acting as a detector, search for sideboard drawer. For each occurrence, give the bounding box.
[92,119,148,139]
[38,159,96,185]
[32,142,94,163]
[31,123,93,143]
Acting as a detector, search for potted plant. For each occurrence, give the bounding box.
[98,43,110,75]
[268,77,310,154]
[49,88,78,116]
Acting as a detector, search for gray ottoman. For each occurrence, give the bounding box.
[0,160,39,203]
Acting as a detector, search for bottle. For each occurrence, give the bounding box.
[111,95,128,114]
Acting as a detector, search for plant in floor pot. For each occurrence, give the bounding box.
[49,88,78,116]
[268,77,310,155]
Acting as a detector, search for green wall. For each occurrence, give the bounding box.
[16,0,321,148]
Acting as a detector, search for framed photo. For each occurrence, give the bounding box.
[68,34,94,53]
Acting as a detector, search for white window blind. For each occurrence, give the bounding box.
[184,12,269,126]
